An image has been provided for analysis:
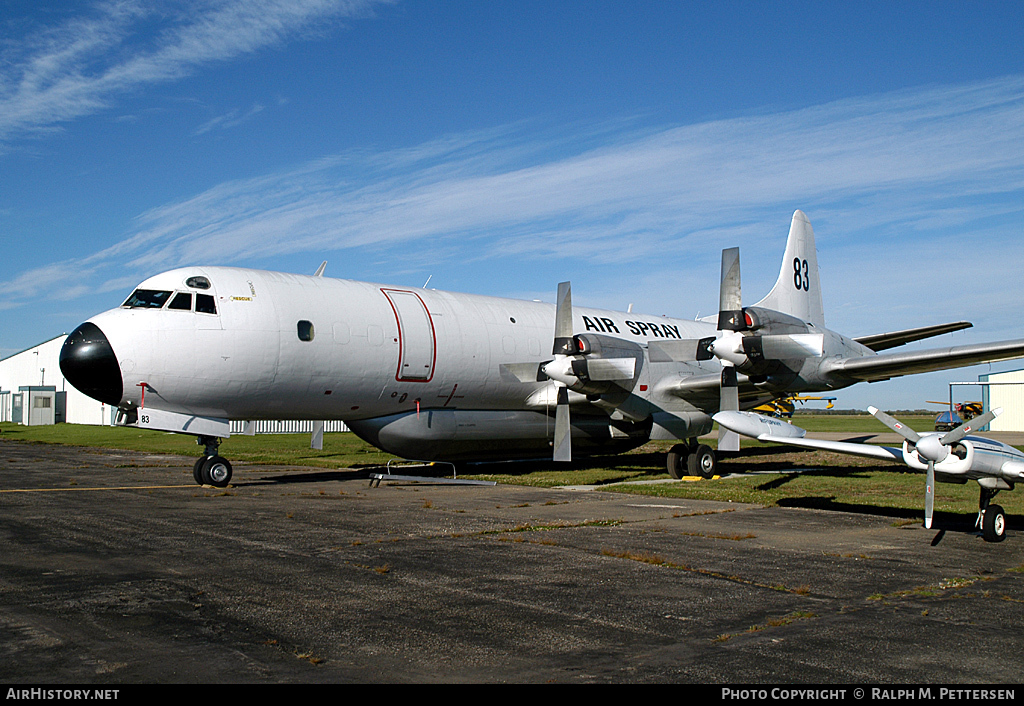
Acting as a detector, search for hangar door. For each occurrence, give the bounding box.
[382,289,436,382]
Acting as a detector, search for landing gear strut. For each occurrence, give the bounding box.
[666,440,717,480]
[978,487,1007,543]
[194,435,232,488]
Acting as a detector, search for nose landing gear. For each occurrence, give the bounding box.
[194,435,232,487]
[978,487,1007,543]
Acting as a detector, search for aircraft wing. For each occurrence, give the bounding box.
[752,435,904,461]
[824,338,1024,383]
[853,321,972,352]
[712,411,904,461]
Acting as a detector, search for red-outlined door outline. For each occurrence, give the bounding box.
[382,289,436,382]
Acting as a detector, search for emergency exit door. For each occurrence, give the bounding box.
[382,289,436,382]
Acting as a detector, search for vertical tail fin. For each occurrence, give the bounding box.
[752,210,825,327]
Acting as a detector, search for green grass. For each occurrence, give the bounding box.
[0,421,392,469]
[2,416,1020,521]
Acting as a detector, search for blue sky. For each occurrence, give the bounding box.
[3,0,1024,410]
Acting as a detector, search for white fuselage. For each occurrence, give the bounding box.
[88,266,718,425]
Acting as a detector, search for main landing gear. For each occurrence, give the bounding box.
[978,487,1007,543]
[193,435,232,488]
[666,440,717,480]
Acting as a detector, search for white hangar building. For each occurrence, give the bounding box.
[980,368,1024,432]
[0,335,112,426]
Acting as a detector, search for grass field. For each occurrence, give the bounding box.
[2,416,1019,522]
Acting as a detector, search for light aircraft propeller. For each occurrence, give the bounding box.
[867,405,1001,530]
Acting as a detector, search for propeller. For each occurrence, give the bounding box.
[715,248,743,452]
[542,281,576,462]
[535,282,642,462]
[868,405,1002,529]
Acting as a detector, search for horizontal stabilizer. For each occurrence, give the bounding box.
[854,321,973,352]
[826,338,1024,382]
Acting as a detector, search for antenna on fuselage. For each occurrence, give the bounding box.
[423,275,432,288]
[314,261,327,277]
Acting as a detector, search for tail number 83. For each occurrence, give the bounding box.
[793,258,809,292]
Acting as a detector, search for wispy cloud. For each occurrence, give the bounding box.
[193,103,265,135]
[0,0,393,147]
[3,76,1024,337]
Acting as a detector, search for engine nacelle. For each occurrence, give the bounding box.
[902,437,972,475]
[563,333,644,395]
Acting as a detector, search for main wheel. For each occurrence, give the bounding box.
[193,457,206,485]
[687,444,716,479]
[666,444,689,480]
[200,455,232,488]
[982,504,1007,542]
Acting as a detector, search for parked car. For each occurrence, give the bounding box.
[934,410,963,432]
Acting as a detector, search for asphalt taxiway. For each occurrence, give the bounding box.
[2,438,1023,684]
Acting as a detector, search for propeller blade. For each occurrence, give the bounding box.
[939,407,1002,445]
[553,281,574,355]
[553,385,571,462]
[924,461,935,529]
[717,247,745,331]
[867,406,922,444]
[718,366,741,452]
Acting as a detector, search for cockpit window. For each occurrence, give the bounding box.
[168,292,193,311]
[123,289,172,309]
[186,276,211,290]
[195,293,217,315]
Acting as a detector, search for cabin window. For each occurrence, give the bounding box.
[123,289,172,309]
[186,276,211,290]
[297,320,315,342]
[195,294,217,315]
[168,292,193,311]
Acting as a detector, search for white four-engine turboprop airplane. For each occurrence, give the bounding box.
[59,210,1024,488]
[713,407,1020,542]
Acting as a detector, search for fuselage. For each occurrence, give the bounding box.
[84,266,725,417]
[59,266,883,461]
[62,266,731,460]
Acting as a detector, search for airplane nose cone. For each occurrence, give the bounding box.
[59,323,124,406]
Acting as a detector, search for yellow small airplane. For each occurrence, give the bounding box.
[754,395,836,418]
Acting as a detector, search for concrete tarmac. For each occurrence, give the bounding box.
[2,439,1023,684]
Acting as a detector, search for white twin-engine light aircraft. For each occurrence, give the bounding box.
[59,211,1024,489]
[713,407,1021,542]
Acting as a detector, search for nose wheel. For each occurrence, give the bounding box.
[978,487,1007,543]
[193,436,232,487]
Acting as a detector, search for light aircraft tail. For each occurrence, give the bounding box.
[752,210,825,327]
